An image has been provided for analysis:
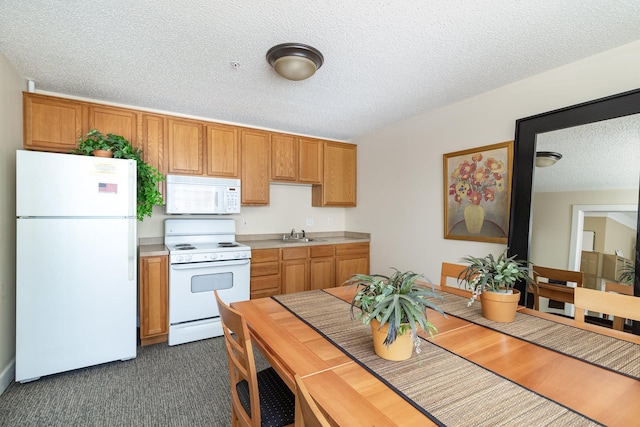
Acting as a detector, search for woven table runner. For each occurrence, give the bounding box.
[273,291,601,427]
[434,290,640,380]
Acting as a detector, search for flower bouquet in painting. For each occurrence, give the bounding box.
[444,141,513,243]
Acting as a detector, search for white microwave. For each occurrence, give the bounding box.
[165,175,241,214]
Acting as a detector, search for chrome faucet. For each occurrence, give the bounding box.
[290,228,296,238]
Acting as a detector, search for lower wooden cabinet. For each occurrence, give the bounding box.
[281,247,310,294]
[250,242,369,297]
[250,248,280,299]
[139,255,169,346]
[335,242,370,286]
[310,245,335,290]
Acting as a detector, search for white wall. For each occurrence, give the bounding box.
[531,190,636,268]
[138,183,347,239]
[349,40,640,283]
[0,52,25,394]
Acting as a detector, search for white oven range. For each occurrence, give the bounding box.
[164,218,251,346]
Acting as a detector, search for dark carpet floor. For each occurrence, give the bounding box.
[0,337,268,426]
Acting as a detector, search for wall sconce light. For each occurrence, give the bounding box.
[535,151,562,167]
[266,43,324,81]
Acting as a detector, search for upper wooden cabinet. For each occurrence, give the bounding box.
[313,141,357,207]
[23,93,83,153]
[298,137,323,184]
[166,118,204,175]
[205,123,240,178]
[271,133,298,182]
[241,128,270,205]
[271,135,323,184]
[86,104,138,146]
[23,93,357,208]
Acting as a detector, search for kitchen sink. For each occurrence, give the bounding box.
[281,238,325,243]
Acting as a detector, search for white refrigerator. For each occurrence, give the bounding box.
[16,150,137,382]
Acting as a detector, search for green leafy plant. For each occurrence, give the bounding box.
[619,262,635,284]
[344,269,445,353]
[72,130,164,221]
[72,129,115,154]
[458,249,535,307]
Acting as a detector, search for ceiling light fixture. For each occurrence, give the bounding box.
[266,43,324,81]
[535,151,562,167]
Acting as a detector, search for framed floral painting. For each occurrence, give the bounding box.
[443,141,513,243]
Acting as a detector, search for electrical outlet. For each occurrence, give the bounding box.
[306,218,314,226]
[327,217,333,226]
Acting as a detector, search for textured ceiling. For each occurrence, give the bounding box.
[1,1,640,142]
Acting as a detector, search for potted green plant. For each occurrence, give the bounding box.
[72,129,115,157]
[72,130,164,221]
[458,249,535,322]
[618,262,635,284]
[344,269,445,361]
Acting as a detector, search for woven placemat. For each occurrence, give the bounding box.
[435,291,640,380]
[273,291,601,427]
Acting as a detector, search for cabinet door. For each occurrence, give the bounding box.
[271,133,298,182]
[166,118,204,175]
[298,137,323,184]
[335,243,370,286]
[241,128,270,205]
[86,104,138,146]
[140,114,165,173]
[335,255,369,287]
[312,141,357,207]
[23,93,83,153]
[206,123,240,178]
[310,257,335,290]
[282,259,309,294]
[139,256,168,343]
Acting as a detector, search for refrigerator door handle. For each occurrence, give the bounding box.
[128,220,135,281]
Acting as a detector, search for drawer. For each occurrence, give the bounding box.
[310,245,334,258]
[251,275,280,292]
[281,246,309,260]
[251,261,279,277]
[335,242,369,256]
[252,248,279,263]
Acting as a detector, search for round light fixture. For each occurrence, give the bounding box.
[266,43,324,81]
[535,151,562,167]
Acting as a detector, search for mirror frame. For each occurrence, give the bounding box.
[508,88,640,316]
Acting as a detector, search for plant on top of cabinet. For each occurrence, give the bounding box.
[73,130,164,221]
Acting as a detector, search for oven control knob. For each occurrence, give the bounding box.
[209,253,218,260]
[185,255,192,262]
[176,255,183,262]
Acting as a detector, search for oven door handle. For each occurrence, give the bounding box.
[171,259,250,270]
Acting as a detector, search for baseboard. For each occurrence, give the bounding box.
[0,358,15,396]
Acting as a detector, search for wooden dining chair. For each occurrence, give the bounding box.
[604,281,634,330]
[294,374,331,427]
[440,262,467,289]
[531,266,584,311]
[574,287,640,330]
[215,291,295,427]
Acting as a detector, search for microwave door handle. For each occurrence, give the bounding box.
[171,259,250,270]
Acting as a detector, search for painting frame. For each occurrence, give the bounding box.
[443,141,514,243]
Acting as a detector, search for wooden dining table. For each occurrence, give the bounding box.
[232,285,640,426]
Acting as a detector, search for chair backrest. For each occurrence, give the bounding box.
[215,291,261,427]
[533,266,584,287]
[605,281,634,295]
[441,262,467,289]
[531,266,584,310]
[294,374,331,427]
[574,287,640,325]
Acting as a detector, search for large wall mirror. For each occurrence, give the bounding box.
[508,88,640,334]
